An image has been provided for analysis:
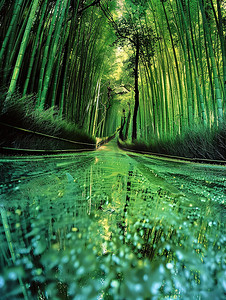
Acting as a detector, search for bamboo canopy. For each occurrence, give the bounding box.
[0,0,225,147]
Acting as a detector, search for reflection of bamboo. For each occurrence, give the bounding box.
[0,230,9,264]
[88,165,93,215]
[197,204,211,248]
[1,208,16,262]
[1,207,28,300]
[122,169,133,243]
[144,228,152,256]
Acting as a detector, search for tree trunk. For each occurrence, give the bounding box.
[132,40,139,141]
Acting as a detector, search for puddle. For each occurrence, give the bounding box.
[0,144,225,299]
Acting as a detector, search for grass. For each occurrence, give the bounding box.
[0,90,96,150]
[119,122,226,161]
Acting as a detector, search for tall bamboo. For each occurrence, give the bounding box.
[23,0,48,96]
[40,0,69,109]
[7,0,39,97]
[177,0,207,125]
[216,0,226,106]
[37,0,61,108]
[0,0,23,61]
[199,0,223,125]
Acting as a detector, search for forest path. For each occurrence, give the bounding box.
[0,137,225,229]
[0,139,225,298]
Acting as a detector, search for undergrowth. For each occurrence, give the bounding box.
[0,90,95,150]
[119,123,226,161]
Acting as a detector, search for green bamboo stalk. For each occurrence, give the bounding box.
[73,14,100,124]
[0,0,23,61]
[83,58,99,131]
[187,0,199,125]
[144,61,159,137]
[216,0,226,106]
[39,0,69,109]
[7,1,31,69]
[172,0,195,129]
[51,54,62,108]
[79,27,102,122]
[178,2,194,127]
[141,66,154,137]
[152,55,163,138]
[148,6,167,138]
[92,80,101,136]
[160,0,184,132]
[37,0,61,107]
[197,9,210,126]
[23,0,48,96]
[177,0,207,125]
[74,14,98,122]
[139,71,146,140]
[59,3,80,117]
[51,6,70,107]
[1,208,28,300]
[209,0,226,106]
[1,0,26,85]
[7,0,39,98]
[164,45,176,135]
[199,0,223,125]
[29,21,48,93]
[156,54,165,139]
[186,0,198,69]
[160,39,170,137]
[74,31,90,120]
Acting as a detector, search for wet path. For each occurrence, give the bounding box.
[0,139,225,299]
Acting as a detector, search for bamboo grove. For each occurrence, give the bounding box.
[0,0,118,138]
[112,0,225,145]
[0,0,225,154]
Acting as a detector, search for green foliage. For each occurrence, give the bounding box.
[113,0,157,56]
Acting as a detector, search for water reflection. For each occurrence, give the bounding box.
[0,148,225,299]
